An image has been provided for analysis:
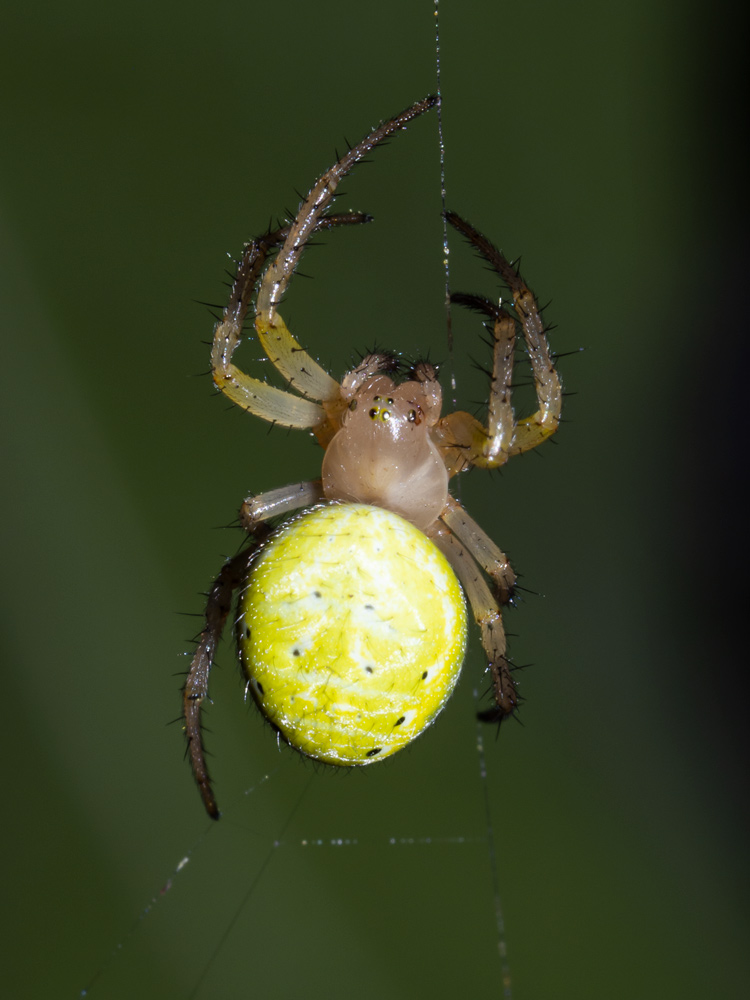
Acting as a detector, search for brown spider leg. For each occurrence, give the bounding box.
[252,96,438,426]
[444,211,562,459]
[240,480,326,531]
[428,522,517,720]
[183,544,265,819]
[256,95,438,323]
[432,291,517,475]
[186,483,326,819]
[211,214,371,427]
[439,496,517,605]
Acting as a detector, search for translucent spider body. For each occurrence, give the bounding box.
[184,95,562,818]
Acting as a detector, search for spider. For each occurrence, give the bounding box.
[183,95,562,818]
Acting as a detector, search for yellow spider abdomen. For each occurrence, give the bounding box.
[237,503,467,765]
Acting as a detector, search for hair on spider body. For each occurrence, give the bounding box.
[182,95,562,818]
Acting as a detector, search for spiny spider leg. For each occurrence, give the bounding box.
[212,96,438,430]
[456,291,516,468]
[211,214,371,428]
[188,99,442,817]
[439,496,517,605]
[185,481,328,819]
[256,95,439,322]
[444,211,561,460]
[432,285,519,474]
[183,546,261,819]
[428,522,517,720]
[253,213,377,403]
[252,96,438,411]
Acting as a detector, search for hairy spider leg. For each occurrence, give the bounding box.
[439,496,516,605]
[210,95,439,434]
[435,212,562,470]
[450,292,517,471]
[251,96,439,419]
[183,548,258,819]
[210,216,370,429]
[185,481,327,820]
[188,98,440,816]
[255,95,439,321]
[428,522,517,719]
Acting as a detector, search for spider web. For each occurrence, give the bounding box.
[434,1,512,992]
[80,698,511,999]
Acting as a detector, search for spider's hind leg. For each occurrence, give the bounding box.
[428,522,518,721]
[183,547,257,819]
[185,480,328,819]
[440,496,517,606]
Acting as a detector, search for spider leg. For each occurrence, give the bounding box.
[255,213,378,402]
[182,550,253,819]
[213,97,438,432]
[428,522,517,720]
[183,546,261,819]
[434,291,516,473]
[436,212,562,470]
[240,480,326,531]
[211,215,370,427]
[256,95,438,323]
[251,96,438,423]
[185,482,327,818]
[439,496,516,605]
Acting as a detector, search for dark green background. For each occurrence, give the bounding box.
[1,1,746,998]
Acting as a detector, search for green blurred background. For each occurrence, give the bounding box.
[1,1,746,998]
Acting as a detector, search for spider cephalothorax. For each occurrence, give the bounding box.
[184,95,562,818]
[321,357,448,529]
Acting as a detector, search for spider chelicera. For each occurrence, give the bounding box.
[183,95,562,818]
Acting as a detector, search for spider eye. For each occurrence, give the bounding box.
[407,409,417,422]
[369,403,391,421]
[349,399,358,411]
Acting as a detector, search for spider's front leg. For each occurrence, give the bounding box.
[211,96,439,442]
[210,215,371,431]
[255,95,439,324]
[435,212,562,472]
